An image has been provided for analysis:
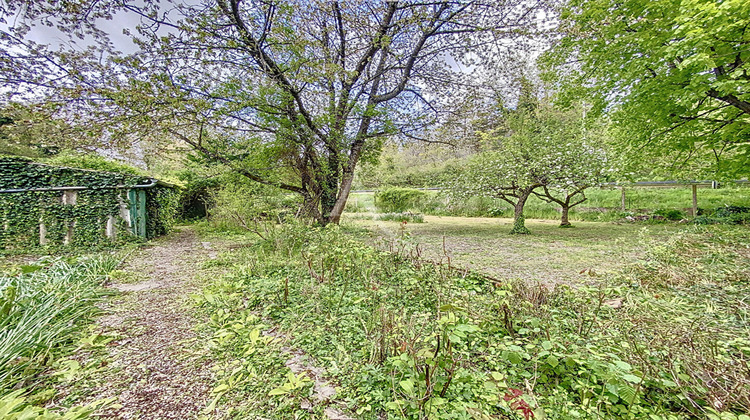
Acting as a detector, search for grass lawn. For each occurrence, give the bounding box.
[348,215,681,285]
[349,185,750,221]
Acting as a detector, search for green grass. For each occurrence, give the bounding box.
[349,215,680,283]
[194,222,750,419]
[350,185,750,222]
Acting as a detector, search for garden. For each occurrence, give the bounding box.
[1,0,749,419]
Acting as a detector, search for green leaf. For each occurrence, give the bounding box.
[622,374,641,383]
[268,387,290,396]
[399,379,415,395]
[546,355,559,368]
[506,351,523,365]
[618,384,636,402]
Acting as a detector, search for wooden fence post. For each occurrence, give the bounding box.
[692,184,698,217]
[620,187,626,211]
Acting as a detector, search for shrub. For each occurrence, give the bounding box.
[209,181,301,234]
[693,205,750,225]
[374,187,427,213]
[653,208,685,221]
[714,205,750,218]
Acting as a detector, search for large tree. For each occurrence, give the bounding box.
[1,0,547,224]
[544,0,750,178]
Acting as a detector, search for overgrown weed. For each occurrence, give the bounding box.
[196,223,750,419]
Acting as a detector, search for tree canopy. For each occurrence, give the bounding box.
[1,0,548,224]
[544,0,750,178]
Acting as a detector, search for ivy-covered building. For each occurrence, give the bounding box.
[0,157,179,249]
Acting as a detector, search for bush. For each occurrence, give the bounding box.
[209,181,301,234]
[714,205,750,218]
[653,208,685,221]
[693,205,750,225]
[374,187,427,213]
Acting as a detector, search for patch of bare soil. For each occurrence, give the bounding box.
[67,228,221,419]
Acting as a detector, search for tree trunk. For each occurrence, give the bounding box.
[300,193,323,224]
[510,191,531,234]
[560,205,572,227]
[328,172,355,225]
[319,153,340,223]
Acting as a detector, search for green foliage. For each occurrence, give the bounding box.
[354,142,460,189]
[544,0,750,178]
[0,255,117,392]
[694,206,750,225]
[195,224,750,418]
[43,153,145,176]
[510,215,531,234]
[174,171,222,221]
[208,177,301,234]
[374,187,428,213]
[652,208,686,221]
[145,186,180,238]
[0,390,111,420]
[375,213,425,223]
[0,157,177,249]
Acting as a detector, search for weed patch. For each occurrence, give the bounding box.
[197,224,750,419]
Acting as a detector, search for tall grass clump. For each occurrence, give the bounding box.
[0,256,118,392]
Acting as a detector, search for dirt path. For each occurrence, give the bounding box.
[69,228,221,419]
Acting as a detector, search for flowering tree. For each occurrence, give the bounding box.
[529,110,609,227]
[448,102,608,232]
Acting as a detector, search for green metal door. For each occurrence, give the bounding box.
[128,189,147,238]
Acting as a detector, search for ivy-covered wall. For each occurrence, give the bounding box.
[0,157,178,249]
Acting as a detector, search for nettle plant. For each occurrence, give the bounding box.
[0,157,178,249]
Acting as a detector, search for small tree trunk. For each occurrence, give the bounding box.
[560,205,572,227]
[510,192,531,234]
